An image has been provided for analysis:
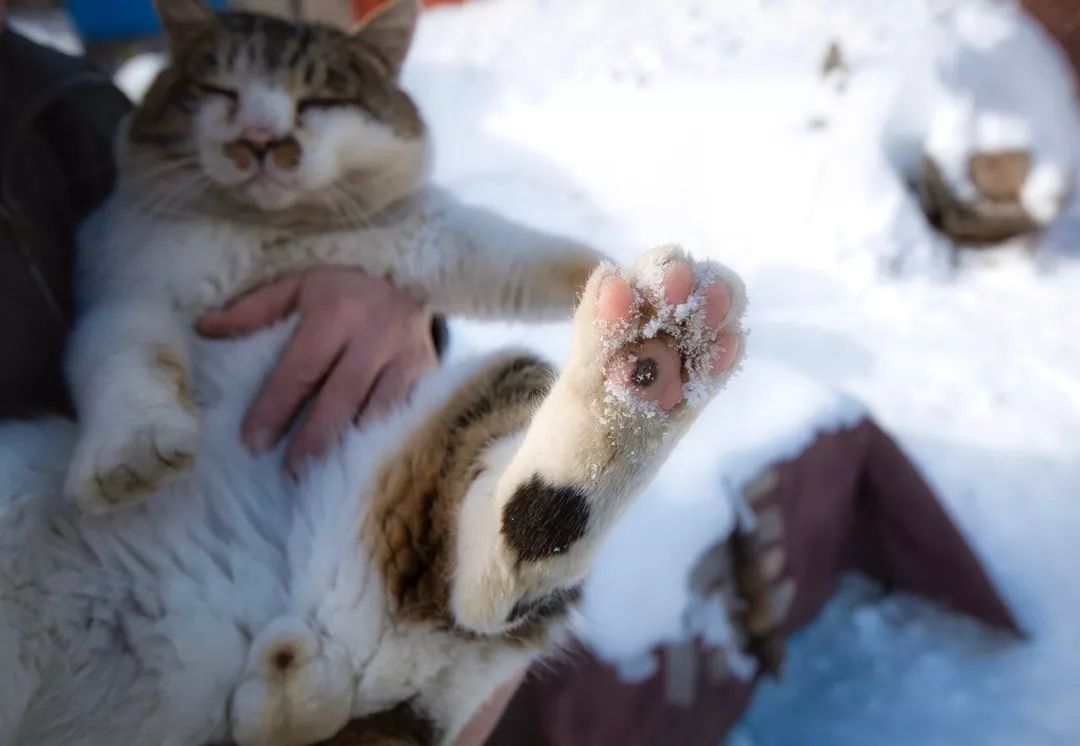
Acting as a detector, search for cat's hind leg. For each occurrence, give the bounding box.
[230,617,355,746]
[451,245,747,634]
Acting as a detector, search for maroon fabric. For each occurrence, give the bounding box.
[489,417,1019,746]
[848,421,1019,630]
[492,646,756,746]
[1023,0,1080,77]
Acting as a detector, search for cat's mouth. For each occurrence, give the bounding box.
[242,171,300,209]
[247,170,291,188]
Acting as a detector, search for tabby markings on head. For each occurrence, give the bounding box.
[127,0,428,224]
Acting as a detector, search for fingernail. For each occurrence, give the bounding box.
[247,429,273,454]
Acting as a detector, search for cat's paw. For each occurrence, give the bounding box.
[66,401,201,513]
[575,244,746,421]
[450,246,747,636]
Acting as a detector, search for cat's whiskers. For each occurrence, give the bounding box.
[124,156,204,213]
[322,183,373,230]
[127,153,200,184]
[137,168,209,218]
[135,177,190,217]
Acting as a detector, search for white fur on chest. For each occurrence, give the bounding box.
[75,187,459,317]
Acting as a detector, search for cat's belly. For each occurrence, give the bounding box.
[1,322,500,744]
[1,449,291,743]
[4,432,393,745]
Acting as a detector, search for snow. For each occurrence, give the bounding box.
[11,0,1080,741]
[405,0,1080,742]
[114,54,167,102]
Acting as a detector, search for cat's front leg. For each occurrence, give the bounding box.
[65,299,200,513]
[390,190,605,322]
[432,199,604,321]
[451,246,747,633]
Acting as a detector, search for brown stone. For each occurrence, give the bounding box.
[968,150,1031,202]
[916,152,1043,245]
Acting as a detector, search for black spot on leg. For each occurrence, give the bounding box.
[502,475,591,563]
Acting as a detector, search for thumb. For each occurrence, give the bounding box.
[196,274,304,338]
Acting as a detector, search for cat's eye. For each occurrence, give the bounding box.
[296,97,352,114]
[195,83,239,102]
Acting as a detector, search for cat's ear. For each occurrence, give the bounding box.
[353,0,420,76]
[155,0,217,51]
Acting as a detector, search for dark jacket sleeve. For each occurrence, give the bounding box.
[0,28,131,419]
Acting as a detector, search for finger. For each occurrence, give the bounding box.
[242,314,349,453]
[354,345,433,432]
[196,274,304,338]
[285,342,384,477]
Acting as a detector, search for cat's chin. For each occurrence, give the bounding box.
[243,182,302,211]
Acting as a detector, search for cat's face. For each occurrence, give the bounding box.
[127,0,429,219]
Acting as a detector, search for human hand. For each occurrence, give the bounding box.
[197,267,437,476]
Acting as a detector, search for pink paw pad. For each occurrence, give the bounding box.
[703,282,732,328]
[710,329,741,376]
[663,262,694,306]
[594,253,742,414]
[606,339,685,412]
[598,275,635,323]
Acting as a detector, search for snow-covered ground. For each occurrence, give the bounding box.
[405,0,1080,742]
[13,0,1080,742]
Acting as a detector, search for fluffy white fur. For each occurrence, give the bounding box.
[1,324,534,745]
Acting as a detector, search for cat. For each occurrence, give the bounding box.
[0,0,749,744]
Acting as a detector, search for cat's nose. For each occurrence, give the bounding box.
[240,127,275,152]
